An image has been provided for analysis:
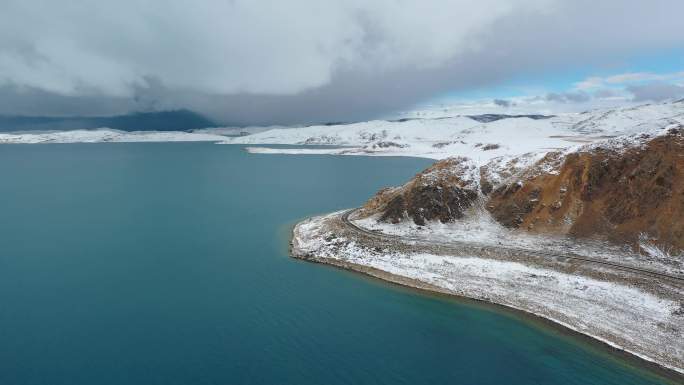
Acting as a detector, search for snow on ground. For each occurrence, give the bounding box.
[354,202,684,275]
[244,146,356,156]
[293,212,684,373]
[552,102,684,134]
[226,101,684,160]
[0,129,229,144]
[573,121,683,155]
[227,116,569,160]
[2,101,682,157]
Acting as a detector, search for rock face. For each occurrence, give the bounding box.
[360,125,684,253]
[355,157,479,225]
[487,126,684,251]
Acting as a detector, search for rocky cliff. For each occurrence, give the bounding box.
[487,125,684,251]
[358,125,684,253]
[353,157,479,225]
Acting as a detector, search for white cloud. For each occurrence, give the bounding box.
[0,0,552,97]
[628,82,684,102]
[0,0,683,123]
[574,77,604,91]
[605,72,664,84]
[575,71,684,91]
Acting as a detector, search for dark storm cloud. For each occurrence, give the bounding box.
[0,0,683,125]
[0,85,137,117]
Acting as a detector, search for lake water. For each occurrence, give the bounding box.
[0,143,676,384]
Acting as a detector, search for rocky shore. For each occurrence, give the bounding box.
[287,116,684,377]
[291,210,684,375]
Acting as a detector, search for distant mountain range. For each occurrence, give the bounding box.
[0,110,217,132]
[230,100,684,158]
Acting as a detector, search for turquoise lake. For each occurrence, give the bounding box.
[0,142,676,384]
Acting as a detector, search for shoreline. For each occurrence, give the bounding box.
[291,252,684,382]
[290,212,684,380]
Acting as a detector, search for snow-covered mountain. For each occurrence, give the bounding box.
[2,101,683,160]
[227,100,684,160]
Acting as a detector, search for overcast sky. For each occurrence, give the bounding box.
[1,0,683,125]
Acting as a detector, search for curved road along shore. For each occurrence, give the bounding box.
[341,209,684,283]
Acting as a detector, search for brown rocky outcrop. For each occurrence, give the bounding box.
[358,125,683,253]
[354,157,479,225]
[355,126,684,253]
[486,126,684,251]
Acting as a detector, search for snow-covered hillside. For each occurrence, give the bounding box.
[227,101,684,160]
[2,101,682,159]
[552,102,684,134]
[0,129,230,144]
